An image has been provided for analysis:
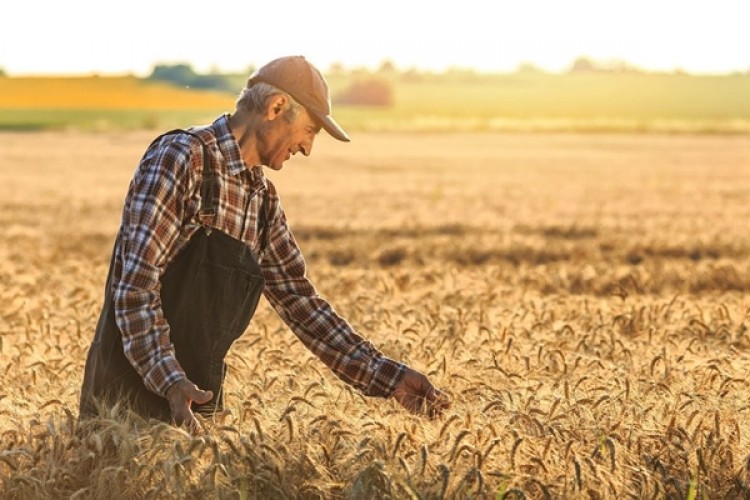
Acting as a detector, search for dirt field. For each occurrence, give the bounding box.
[1,130,749,498]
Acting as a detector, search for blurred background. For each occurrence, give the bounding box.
[1,0,749,133]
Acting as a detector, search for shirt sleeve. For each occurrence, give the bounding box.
[260,189,406,398]
[112,139,197,397]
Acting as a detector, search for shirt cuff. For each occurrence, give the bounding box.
[142,354,187,397]
[364,357,407,398]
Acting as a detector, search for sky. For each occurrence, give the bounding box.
[1,0,749,76]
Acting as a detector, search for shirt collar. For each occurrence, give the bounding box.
[211,114,267,186]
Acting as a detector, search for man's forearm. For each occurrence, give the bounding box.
[114,283,186,397]
[267,291,407,397]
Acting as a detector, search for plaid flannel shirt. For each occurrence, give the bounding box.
[111,114,405,398]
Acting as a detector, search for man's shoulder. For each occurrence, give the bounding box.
[184,125,219,150]
[146,117,223,158]
[135,130,209,184]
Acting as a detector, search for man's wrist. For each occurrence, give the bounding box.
[140,354,186,397]
[164,377,187,399]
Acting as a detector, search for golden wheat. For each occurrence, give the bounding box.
[0,130,748,498]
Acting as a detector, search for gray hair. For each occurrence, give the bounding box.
[235,82,304,123]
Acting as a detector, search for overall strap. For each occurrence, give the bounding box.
[258,188,271,258]
[148,129,218,228]
[238,179,271,259]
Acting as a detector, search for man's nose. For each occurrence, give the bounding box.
[300,137,315,156]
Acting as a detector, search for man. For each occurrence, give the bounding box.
[80,56,449,432]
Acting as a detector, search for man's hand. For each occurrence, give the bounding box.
[392,367,451,418]
[165,379,213,434]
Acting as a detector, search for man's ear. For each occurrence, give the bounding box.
[266,94,288,121]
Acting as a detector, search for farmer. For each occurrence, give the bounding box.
[79,56,449,431]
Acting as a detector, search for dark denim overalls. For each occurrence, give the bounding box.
[80,130,268,421]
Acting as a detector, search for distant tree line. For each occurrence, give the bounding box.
[143,59,750,109]
[146,62,396,107]
[328,57,717,77]
[147,64,235,92]
[568,57,643,74]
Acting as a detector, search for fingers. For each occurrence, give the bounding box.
[168,395,192,426]
[166,379,213,435]
[413,373,449,417]
[171,402,203,435]
[429,389,452,418]
[174,411,201,435]
[420,387,449,419]
[405,390,449,418]
[188,387,214,405]
[392,368,452,418]
[424,385,437,403]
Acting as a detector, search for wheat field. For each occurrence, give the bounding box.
[0,130,749,498]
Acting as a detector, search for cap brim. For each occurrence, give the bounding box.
[311,111,350,142]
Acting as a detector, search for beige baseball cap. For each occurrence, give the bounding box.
[247,55,350,142]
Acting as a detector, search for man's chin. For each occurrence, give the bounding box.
[265,162,284,171]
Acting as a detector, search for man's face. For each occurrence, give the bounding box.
[259,105,321,171]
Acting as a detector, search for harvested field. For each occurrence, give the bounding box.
[1,130,749,498]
